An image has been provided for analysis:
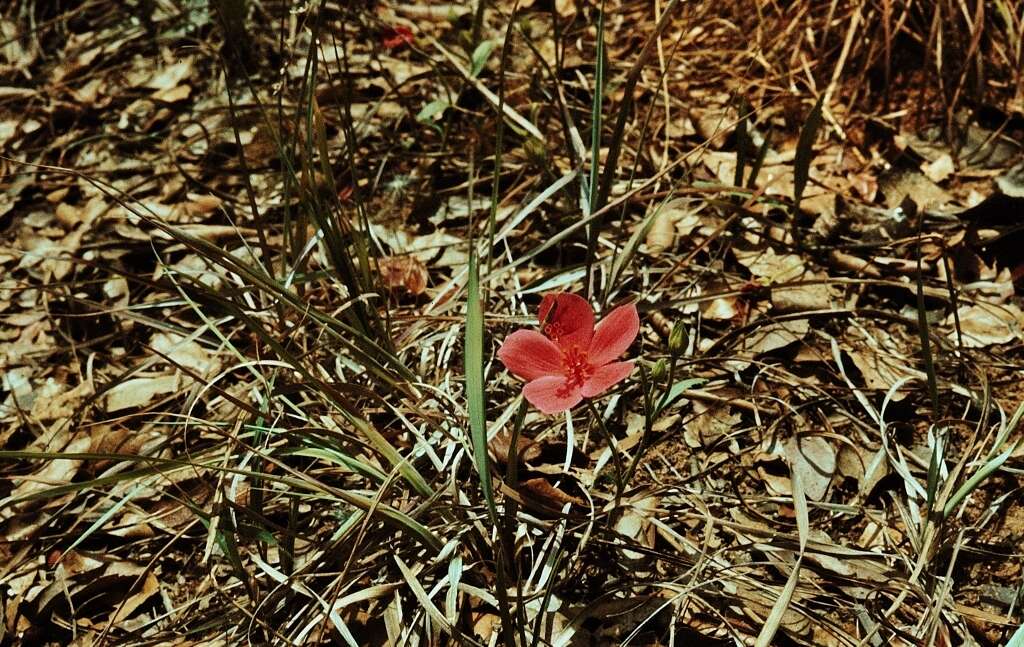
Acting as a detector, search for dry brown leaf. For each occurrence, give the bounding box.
[151,332,221,377]
[847,343,914,402]
[879,170,953,210]
[105,374,181,412]
[743,319,810,355]
[143,59,192,91]
[858,520,902,552]
[554,0,576,16]
[684,402,740,449]
[692,107,737,150]
[734,248,806,283]
[614,495,659,560]
[947,302,1024,347]
[55,195,107,229]
[103,277,129,308]
[378,255,428,295]
[10,435,91,501]
[153,84,191,103]
[30,380,93,423]
[488,429,541,466]
[108,571,160,624]
[519,477,585,508]
[702,296,741,321]
[783,435,835,501]
[644,207,676,254]
[847,170,878,202]
[645,198,698,254]
[772,277,832,312]
[922,153,955,183]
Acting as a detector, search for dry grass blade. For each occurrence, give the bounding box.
[394,555,458,640]
[753,556,803,647]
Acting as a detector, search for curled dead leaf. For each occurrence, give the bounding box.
[519,477,586,509]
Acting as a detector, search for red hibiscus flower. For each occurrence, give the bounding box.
[497,293,640,414]
[381,26,414,50]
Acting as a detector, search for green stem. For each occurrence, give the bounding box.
[585,399,624,509]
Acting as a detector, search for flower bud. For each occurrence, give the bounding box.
[668,321,688,356]
[650,358,668,382]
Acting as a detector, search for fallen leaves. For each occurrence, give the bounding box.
[949,302,1024,348]
[105,374,181,413]
[378,255,428,296]
[782,435,836,502]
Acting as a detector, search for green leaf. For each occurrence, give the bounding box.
[655,377,706,416]
[587,7,606,215]
[417,99,449,124]
[470,40,496,78]
[925,428,943,510]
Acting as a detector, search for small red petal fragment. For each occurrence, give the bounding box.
[382,26,414,49]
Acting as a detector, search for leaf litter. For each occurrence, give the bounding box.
[0,1,1023,645]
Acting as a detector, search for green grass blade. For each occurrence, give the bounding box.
[943,443,1017,520]
[465,250,495,522]
[587,3,606,216]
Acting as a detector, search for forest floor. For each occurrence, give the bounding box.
[2,1,1024,645]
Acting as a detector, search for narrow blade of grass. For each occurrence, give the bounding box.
[465,249,495,521]
[792,94,824,217]
[753,555,802,647]
[943,442,1017,520]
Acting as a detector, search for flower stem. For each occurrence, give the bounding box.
[585,399,624,508]
[655,355,677,414]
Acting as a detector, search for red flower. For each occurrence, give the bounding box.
[498,293,640,414]
[381,26,414,50]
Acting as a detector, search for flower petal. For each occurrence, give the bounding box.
[497,330,564,381]
[538,293,594,349]
[581,361,634,397]
[588,302,640,366]
[523,376,583,414]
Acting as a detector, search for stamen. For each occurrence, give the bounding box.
[560,345,594,392]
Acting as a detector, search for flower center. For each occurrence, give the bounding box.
[557,345,593,396]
